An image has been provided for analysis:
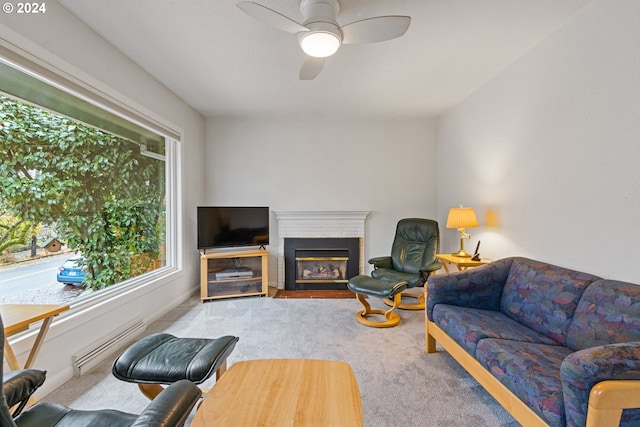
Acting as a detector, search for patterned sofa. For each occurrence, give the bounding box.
[425,257,640,427]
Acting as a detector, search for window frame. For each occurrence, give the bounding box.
[0,41,183,311]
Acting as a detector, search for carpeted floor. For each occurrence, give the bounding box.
[42,295,519,426]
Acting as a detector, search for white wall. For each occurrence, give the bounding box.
[437,0,640,282]
[0,2,204,393]
[205,117,438,282]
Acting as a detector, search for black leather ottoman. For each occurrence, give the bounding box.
[347,275,408,328]
[112,333,239,400]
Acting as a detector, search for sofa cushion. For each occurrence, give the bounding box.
[476,339,573,427]
[567,279,640,351]
[500,258,600,345]
[432,304,559,355]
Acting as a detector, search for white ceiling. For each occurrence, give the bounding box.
[58,0,591,119]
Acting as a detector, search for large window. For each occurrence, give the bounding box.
[0,59,177,304]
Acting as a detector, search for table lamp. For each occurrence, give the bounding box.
[446,206,479,257]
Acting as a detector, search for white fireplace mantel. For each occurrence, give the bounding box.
[273,210,371,289]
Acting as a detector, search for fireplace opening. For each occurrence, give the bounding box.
[297,255,348,282]
[284,238,360,290]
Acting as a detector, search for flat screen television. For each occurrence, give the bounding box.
[197,206,269,249]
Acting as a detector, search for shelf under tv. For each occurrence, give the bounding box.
[200,249,268,301]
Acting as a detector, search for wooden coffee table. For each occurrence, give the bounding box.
[191,359,363,427]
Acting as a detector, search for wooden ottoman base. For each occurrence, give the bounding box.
[354,292,401,328]
[383,291,426,310]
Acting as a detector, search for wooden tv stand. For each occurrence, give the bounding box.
[200,249,268,301]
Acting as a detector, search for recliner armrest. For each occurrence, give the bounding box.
[420,260,442,275]
[131,379,201,427]
[368,256,392,269]
[3,369,46,416]
[561,342,640,427]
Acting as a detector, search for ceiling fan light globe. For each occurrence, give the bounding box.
[300,31,341,57]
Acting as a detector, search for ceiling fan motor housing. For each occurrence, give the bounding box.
[300,0,339,22]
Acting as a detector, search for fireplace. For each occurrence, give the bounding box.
[284,238,360,290]
[274,210,370,289]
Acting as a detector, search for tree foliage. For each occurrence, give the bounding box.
[0,207,40,255]
[0,95,165,290]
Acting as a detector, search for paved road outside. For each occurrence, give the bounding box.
[0,253,85,304]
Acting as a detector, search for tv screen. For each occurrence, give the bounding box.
[197,206,269,249]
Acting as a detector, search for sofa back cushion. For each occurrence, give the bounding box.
[500,258,600,345]
[566,279,640,351]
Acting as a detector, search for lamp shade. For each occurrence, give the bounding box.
[446,207,479,229]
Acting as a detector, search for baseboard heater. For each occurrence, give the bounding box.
[72,319,147,376]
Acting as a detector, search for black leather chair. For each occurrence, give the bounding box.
[0,313,201,427]
[369,218,441,310]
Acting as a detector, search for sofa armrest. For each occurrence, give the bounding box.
[131,379,201,427]
[368,256,392,269]
[426,257,513,321]
[561,342,640,427]
[586,380,640,427]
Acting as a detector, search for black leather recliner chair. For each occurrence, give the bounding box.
[0,313,201,427]
[369,218,441,310]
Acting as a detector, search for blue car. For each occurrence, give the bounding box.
[56,257,87,286]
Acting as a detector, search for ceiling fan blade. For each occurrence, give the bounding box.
[299,56,325,80]
[237,1,308,34]
[341,16,411,44]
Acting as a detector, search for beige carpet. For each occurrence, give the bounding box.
[42,295,519,426]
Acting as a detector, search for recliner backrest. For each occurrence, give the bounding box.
[390,218,439,274]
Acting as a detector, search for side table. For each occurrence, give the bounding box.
[435,253,489,273]
[1,304,69,371]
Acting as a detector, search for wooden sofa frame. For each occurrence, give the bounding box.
[425,299,640,427]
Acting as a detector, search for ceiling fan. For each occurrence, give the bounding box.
[236,0,411,80]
